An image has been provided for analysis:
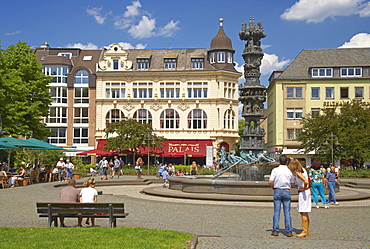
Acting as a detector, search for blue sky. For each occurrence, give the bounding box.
[2,0,370,87]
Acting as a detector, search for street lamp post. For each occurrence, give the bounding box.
[142,133,154,175]
[323,132,340,166]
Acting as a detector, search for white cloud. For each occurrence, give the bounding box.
[86,6,107,25]
[5,30,21,36]
[157,20,180,37]
[261,54,291,76]
[128,16,156,39]
[117,42,147,49]
[339,33,370,48]
[281,0,368,23]
[112,1,180,39]
[358,1,370,16]
[66,43,99,49]
[124,0,142,18]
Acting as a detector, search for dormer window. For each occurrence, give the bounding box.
[210,53,215,64]
[217,52,225,63]
[191,58,204,69]
[227,52,233,63]
[137,59,150,70]
[312,68,332,77]
[58,52,72,59]
[164,58,176,70]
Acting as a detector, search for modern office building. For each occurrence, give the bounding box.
[35,19,241,164]
[267,48,370,165]
[34,44,101,156]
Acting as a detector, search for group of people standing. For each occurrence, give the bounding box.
[56,158,74,182]
[98,156,124,180]
[269,155,340,237]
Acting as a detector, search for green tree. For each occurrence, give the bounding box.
[234,119,245,155]
[0,41,52,139]
[298,100,370,167]
[105,119,166,157]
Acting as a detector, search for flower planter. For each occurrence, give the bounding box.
[73,173,81,179]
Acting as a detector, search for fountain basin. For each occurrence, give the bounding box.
[169,176,298,196]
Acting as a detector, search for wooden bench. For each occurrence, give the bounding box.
[36,202,129,228]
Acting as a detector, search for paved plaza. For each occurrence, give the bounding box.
[0,176,369,248]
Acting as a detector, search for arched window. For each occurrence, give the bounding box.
[224,109,235,129]
[160,109,179,129]
[188,109,207,129]
[74,70,89,84]
[106,109,125,126]
[133,109,152,124]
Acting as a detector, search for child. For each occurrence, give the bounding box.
[326,165,340,205]
[162,167,169,188]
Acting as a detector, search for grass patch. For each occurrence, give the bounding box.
[0,227,193,249]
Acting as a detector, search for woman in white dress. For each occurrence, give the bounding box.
[288,158,311,237]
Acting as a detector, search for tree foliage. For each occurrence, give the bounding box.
[105,119,166,154]
[0,41,52,139]
[298,100,370,166]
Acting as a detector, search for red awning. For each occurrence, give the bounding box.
[77,139,213,157]
[77,149,115,156]
[163,140,213,157]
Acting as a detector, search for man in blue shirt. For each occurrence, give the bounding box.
[162,167,169,188]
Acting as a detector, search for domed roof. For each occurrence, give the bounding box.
[210,18,233,50]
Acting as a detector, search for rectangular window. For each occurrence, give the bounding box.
[341,68,362,77]
[164,58,176,70]
[73,128,88,144]
[74,87,89,103]
[46,107,67,123]
[50,87,67,103]
[44,66,68,83]
[286,87,303,99]
[210,53,215,64]
[113,60,119,70]
[287,108,302,119]
[105,82,126,99]
[137,59,149,70]
[187,82,208,98]
[312,68,332,77]
[287,129,302,141]
[311,87,320,99]
[224,82,236,98]
[133,82,153,98]
[340,87,349,99]
[326,87,334,99]
[217,52,225,62]
[160,82,180,98]
[227,52,233,63]
[311,108,320,117]
[191,58,204,69]
[48,128,66,144]
[355,87,364,98]
[74,108,89,124]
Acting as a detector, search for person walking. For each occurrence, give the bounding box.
[56,158,65,182]
[111,156,120,179]
[268,154,295,237]
[59,179,81,227]
[65,159,74,181]
[326,165,340,205]
[288,158,311,237]
[162,167,169,188]
[119,157,125,177]
[135,157,144,179]
[99,157,109,180]
[310,160,329,209]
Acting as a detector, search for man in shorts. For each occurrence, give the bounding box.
[111,155,121,179]
[59,179,81,227]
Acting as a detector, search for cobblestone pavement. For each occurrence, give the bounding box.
[0,176,369,249]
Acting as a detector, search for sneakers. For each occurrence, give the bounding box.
[316,206,319,209]
[286,233,294,237]
[60,224,67,227]
[324,206,329,209]
[162,184,167,188]
[335,202,339,205]
[271,232,279,236]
